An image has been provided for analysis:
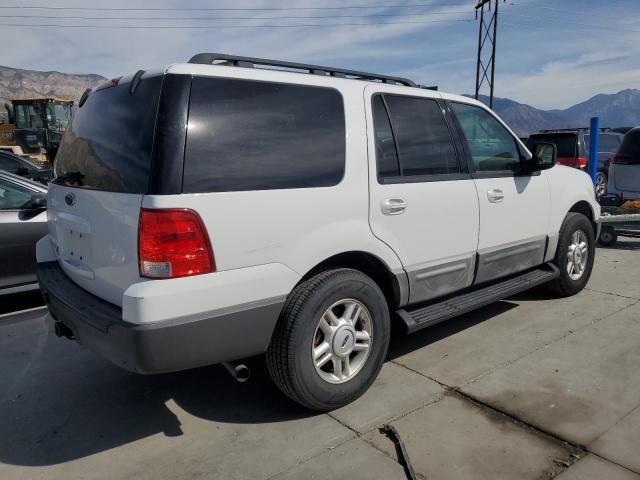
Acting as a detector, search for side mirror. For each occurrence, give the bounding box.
[28,192,47,209]
[525,142,557,172]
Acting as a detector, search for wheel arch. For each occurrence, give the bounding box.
[568,200,598,234]
[297,251,407,309]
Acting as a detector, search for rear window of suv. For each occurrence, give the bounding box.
[183,77,345,193]
[54,75,163,193]
[617,131,640,158]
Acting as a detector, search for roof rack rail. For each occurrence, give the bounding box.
[188,52,417,87]
[538,127,613,133]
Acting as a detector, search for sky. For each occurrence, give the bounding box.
[0,0,638,110]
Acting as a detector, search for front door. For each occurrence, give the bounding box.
[449,101,550,284]
[366,86,480,305]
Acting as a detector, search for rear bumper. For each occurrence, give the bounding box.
[37,261,284,374]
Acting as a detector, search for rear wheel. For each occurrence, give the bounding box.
[598,226,617,247]
[548,213,595,297]
[266,268,390,411]
[595,172,607,198]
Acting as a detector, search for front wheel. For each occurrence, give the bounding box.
[548,213,595,297]
[266,269,390,411]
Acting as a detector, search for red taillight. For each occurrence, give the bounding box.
[576,156,588,169]
[556,157,575,167]
[138,209,215,279]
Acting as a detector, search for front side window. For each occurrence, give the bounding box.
[184,77,345,192]
[0,178,32,210]
[452,102,521,173]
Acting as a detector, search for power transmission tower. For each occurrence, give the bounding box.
[474,0,505,109]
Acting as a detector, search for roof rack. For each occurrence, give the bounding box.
[538,127,613,133]
[188,52,417,87]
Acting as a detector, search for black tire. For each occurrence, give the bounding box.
[266,268,390,411]
[548,212,595,297]
[598,226,617,247]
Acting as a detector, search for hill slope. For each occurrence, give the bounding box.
[475,89,640,135]
[0,65,105,106]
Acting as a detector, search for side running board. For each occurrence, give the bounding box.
[396,263,560,334]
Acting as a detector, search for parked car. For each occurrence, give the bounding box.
[526,129,623,197]
[607,127,640,201]
[0,150,53,184]
[0,171,48,295]
[36,54,600,411]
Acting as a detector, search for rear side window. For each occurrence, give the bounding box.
[183,77,345,193]
[54,75,163,193]
[381,95,459,177]
[527,133,577,158]
[584,133,621,153]
[372,96,400,178]
[617,131,640,162]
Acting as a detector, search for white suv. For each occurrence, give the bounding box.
[37,53,600,411]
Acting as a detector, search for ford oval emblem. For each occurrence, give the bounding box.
[65,193,75,206]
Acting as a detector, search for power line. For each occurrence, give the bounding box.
[0,19,474,30]
[0,2,468,12]
[0,11,473,21]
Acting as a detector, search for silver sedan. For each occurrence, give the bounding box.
[0,171,48,295]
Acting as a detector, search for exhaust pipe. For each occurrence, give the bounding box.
[222,361,250,383]
[54,322,75,340]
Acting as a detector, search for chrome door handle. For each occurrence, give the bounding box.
[487,189,504,203]
[381,198,407,215]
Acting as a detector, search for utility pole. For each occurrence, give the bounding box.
[474,0,504,109]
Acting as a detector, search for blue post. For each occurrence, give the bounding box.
[588,117,599,185]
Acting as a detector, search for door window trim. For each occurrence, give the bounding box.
[371,93,471,185]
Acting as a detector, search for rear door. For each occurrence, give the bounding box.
[366,86,480,304]
[612,130,640,195]
[48,73,165,306]
[450,101,550,284]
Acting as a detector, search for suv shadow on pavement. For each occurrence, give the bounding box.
[0,314,311,467]
[0,299,524,468]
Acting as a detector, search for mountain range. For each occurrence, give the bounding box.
[474,89,640,134]
[0,65,105,109]
[0,65,637,135]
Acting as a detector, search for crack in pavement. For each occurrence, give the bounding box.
[585,287,640,301]
[390,359,640,478]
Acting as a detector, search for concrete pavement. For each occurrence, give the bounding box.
[1,238,639,479]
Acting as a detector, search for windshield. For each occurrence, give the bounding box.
[46,103,72,132]
[15,104,44,129]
